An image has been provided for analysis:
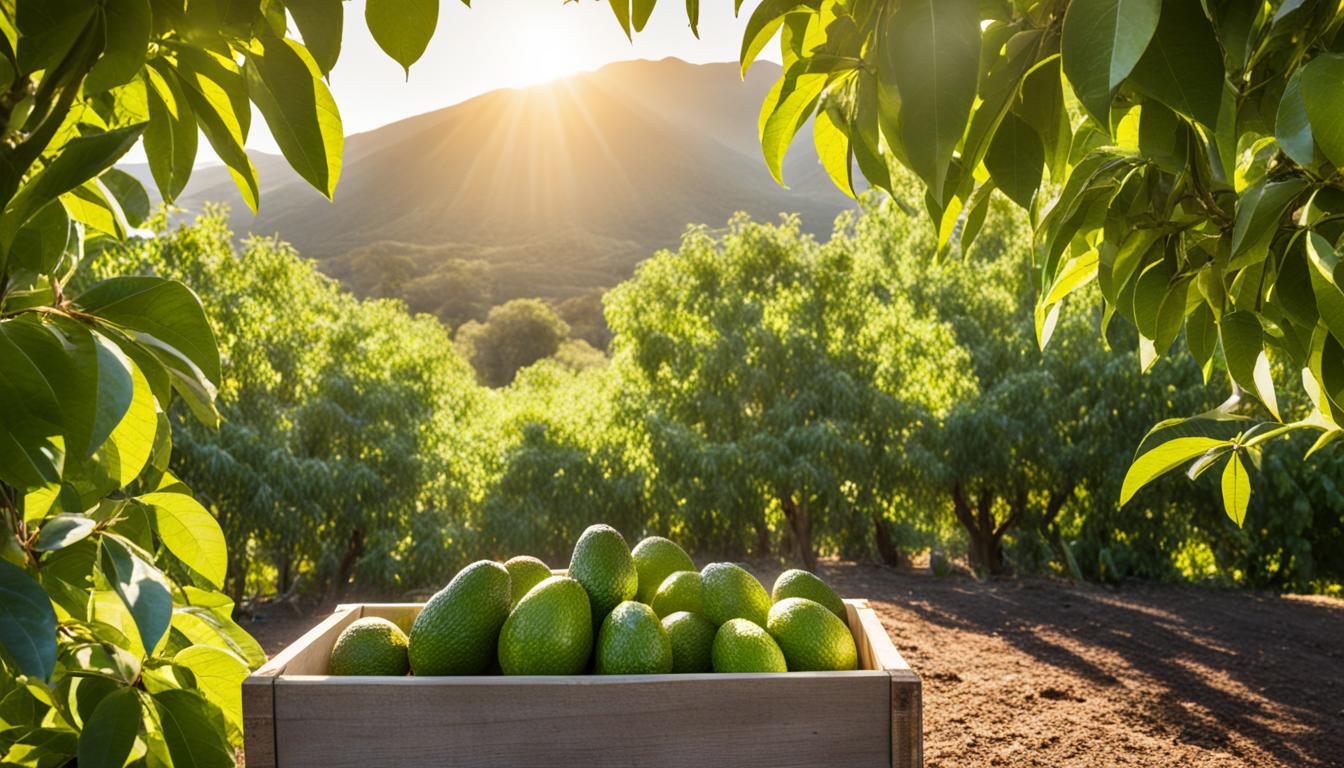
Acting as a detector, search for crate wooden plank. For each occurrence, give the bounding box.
[245,598,923,767]
[850,599,923,768]
[242,676,277,768]
[273,672,892,768]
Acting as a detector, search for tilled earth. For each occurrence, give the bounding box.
[244,563,1344,767]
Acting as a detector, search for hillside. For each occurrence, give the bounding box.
[125,58,856,329]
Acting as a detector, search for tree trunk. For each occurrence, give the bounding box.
[781,496,817,571]
[952,484,1008,576]
[752,516,771,557]
[873,513,902,567]
[334,528,364,593]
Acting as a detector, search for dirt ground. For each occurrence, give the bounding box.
[242,563,1344,767]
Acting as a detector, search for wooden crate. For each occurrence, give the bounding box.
[243,598,922,768]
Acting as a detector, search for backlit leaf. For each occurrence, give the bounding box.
[1220,452,1250,527]
[366,0,439,75]
[1060,0,1161,124]
[243,37,343,199]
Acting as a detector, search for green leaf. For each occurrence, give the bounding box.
[1126,0,1224,129]
[152,689,236,768]
[90,357,157,490]
[172,646,248,735]
[171,606,266,670]
[366,0,439,75]
[741,0,804,77]
[632,0,655,32]
[140,491,227,589]
[813,95,853,198]
[686,0,700,37]
[1042,248,1099,307]
[1306,231,1344,348]
[759,65,828,185]
[1221,310,1280,420]
[8,201,72,275]
[164,52,259,211]
[1299,52,1344,169]
[143,66,199,204]
[984,111,1044,209]
[1220,452,1250,527]
[62,179,130,239]
[1121,435,1231,505]
[243,37,344,199]
[14,0,96,73]
[84,0,152,94]
[0,123,146,252]
[1059,0,1161,124]
[1276,68,1316,167]
[34,514,96,551]
[76,687,141,768]
[284,0,344,74]
[100,534,173,655]
[881,0,980,200]
[75,276,222,388]
[1229,178,1306,270]
[99,169,151,230]
[0,559,57,681]
[0,318,66,489]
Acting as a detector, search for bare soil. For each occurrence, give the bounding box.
[242,563,1344,767]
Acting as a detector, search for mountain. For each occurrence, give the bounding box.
[125,58,857,332]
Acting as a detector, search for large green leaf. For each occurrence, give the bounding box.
[0,123,146,253]
[1229,178,1306,270]
[171,606,267,670]
[1121,435,1231,504]
[7,202,72,278]
[100,534,173,655]
[880,0,980,200]
[1220,452,1250,527]
[0,318,66,489]
[76,687,140,768]
[1126,0,1224,129]
[1276,68,1317,167]
[1306,231,1344,348]
[983,111,1043,210]
[14,0,96,73]
[143,66,199,204]
[140,491,228,589]
[88,358,157,490]
[1221,311,1280,420]
[152,689,236,768]
[172,646,248,735]
[1299,52,1344,169]
[61,179,129,240]
[243,37,343,199]
[741,0,806,77]
[84,0,152,94]
[164,52,259,211]
[34,514,96,551]
[99,169,151,230]
[74,276,221,387]
[366,0,439,75]
[283,0,344,74]
[1059,0,1161,124]
[0,559,57,681]
[759,65,828,185]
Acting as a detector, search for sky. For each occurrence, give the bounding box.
[123,0,777,165]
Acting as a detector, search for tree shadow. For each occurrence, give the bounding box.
[855,570,1344,766]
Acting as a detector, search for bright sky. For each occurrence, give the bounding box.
[124,0,776,165]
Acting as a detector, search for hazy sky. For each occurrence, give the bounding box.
[124,0,776,165]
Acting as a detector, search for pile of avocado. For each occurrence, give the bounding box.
[326,524,859,676]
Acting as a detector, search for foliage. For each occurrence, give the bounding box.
[0,1,429,762]
[86,212,484,598]
[599,0,1344,520]
[607,212,973,569]
[457,298,575,387]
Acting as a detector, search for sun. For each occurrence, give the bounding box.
[495,16,591,88]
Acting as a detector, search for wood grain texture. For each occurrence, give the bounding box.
[274,673,891,768]
[244,599,924,767]
[847,599,923,768]
[242,676,277,768]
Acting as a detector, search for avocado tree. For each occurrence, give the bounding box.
[607,214,972,568]
[530,0,1344,523]
[0,1,417,764]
